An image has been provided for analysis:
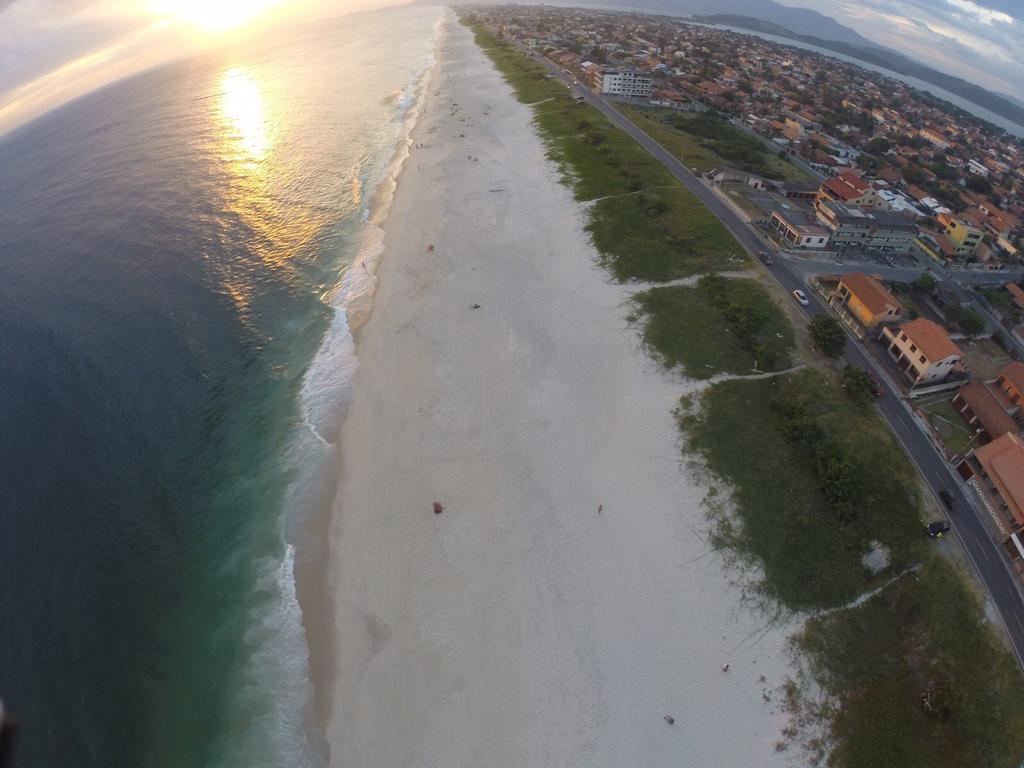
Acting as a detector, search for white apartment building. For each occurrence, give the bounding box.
[589,68,652,98]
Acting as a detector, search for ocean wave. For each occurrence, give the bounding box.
[239,13,446,768]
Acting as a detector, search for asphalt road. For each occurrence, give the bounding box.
[529,51,1024,666]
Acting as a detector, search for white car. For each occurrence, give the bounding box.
[792,289,809,306]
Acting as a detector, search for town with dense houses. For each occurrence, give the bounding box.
[480,4,1023,268]
[475,4,1024,562]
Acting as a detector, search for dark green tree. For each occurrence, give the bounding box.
[912,272,937,293]
[809,315,847,359]
[841,365,874,406]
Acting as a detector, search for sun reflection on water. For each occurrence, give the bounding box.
[211,65,325,325]
[220,68,271,159]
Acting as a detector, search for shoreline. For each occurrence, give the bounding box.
[294,14,448,756]
[315,13,794,766]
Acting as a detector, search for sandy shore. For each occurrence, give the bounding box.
[319,13,795,766]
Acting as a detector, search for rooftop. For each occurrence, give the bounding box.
[899,318,963,362]
[975,433,1024,526]
[839,272,903,316]
[999,361,1024,393]
[956,382,1018,440]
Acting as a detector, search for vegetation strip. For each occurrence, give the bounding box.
[467,22,743,282]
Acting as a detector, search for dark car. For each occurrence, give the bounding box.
[869,375,884,398]
[758,250,773,265]
[926,520,952,538]
[939,489,956,510]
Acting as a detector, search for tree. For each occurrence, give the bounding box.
[966,174,992,195]
[866,137,891,155]
[903,165,928,185]
[912,272,937,293]
[841,365,875,406]
[945,304,986,336]
[809,315,847,359]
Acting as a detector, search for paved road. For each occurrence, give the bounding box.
[530,50,1024,666]
[783,258,1023,286]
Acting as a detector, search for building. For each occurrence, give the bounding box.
[782,181,819,201]
[589,67,651,97]
[708,168,768,189]
[940,214,984,258]
[769,210,830,249]
[882,318,964,386]
[919,127,952,150]
[995,362,1024,415]
[915,231,958,264]
[816,201,918,252]
[1007,284,1024,311]
[970,432,1024,528]
[835,272,903,328]
[952,381,1019,443]
[816,171,884,209]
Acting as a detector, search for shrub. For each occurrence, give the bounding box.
[809,315,847,359]
[841,365,874,406]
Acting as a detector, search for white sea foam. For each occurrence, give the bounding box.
[230,13,446,768]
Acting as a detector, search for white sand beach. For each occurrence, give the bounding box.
[319,13,795,766]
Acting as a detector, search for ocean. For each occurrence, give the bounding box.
[0,6,441,767]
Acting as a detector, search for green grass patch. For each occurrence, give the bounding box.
[634,276,793,378]
[617,105,809,182]
[791,557,1024,768]
[614,104,723,172]
[920,398,976,455]
[465,21,744,281]
[680,369,923,609]
[589,189,745,281]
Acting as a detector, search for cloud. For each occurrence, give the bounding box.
[945,0,1015,26]
[786,0,1024,100]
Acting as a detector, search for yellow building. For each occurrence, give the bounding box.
[836,272,904,328]
[940,214,984,257]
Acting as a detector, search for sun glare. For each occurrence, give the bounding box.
[219,68,271,157]
[148,0,283,31]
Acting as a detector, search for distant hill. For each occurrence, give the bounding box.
[670,0,881,47]
[694,13,1024,129]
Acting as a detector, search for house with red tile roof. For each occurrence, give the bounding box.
[882,318,965,386]
[953,382,1019,443]
[970,433,1024,527]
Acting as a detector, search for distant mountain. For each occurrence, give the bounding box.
[670,0,880,47]
[693,13,1024,130]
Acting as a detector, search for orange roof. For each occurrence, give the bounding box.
[1007,284,1024,310]
[956,382,1018,439]
[821,178,861,201]
[975,433,1024,526]
[837,171,870,193]
[839,272,903,316]
[899,318,963,362]
[999,361,1024,393]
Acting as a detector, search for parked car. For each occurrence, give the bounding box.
[926,520,951,538]
[885,255,897,267]
[939,489,956,510]
[868,375,884,397]
[792,289,809,306]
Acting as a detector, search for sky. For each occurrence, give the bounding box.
[1,0,1023,134]
[0,0,395,133]
[785,0,1024,101]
